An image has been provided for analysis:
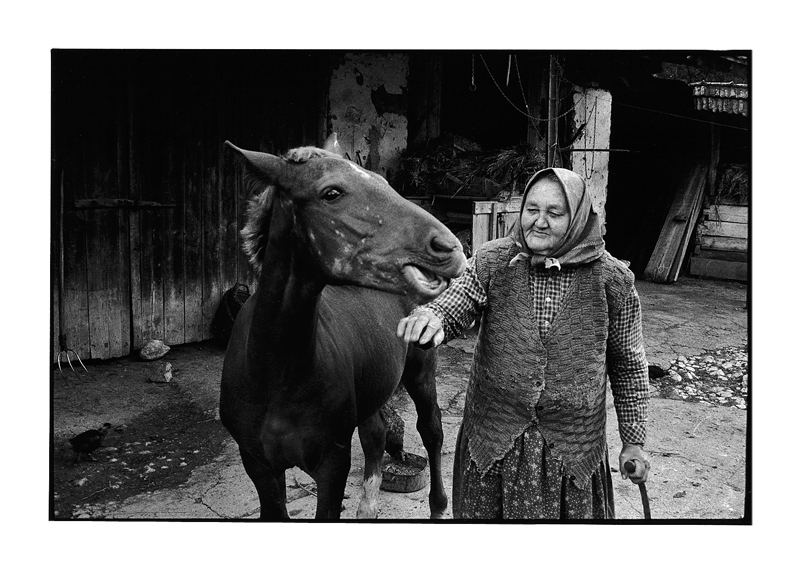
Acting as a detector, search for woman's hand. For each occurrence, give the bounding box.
[619,444,650,484]
[396,307,445,348]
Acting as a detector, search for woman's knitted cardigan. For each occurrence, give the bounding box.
[461,237,634,488]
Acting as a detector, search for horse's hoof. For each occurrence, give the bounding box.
[356,502,379,520]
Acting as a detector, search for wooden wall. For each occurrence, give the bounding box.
[52,51,327,361]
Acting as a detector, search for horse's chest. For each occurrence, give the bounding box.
[258,406,340,471]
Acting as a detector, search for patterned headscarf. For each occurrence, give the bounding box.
[509,167,605,269]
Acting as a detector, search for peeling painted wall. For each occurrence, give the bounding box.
[328,53,409,180]
[571,87,612,234]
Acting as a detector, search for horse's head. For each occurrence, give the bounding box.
[228,138,466,301]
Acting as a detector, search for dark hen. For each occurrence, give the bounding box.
[69,423,112,463]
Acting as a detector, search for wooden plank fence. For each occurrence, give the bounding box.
[690,204,749,282]
[52,51,323,361]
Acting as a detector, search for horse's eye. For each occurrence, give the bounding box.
[321,187,344,202]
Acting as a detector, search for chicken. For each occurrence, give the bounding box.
[69,423,112,463]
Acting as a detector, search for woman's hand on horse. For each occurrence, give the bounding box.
[396,308,445,348]
[619,444,650,484]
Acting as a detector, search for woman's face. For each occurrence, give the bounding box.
[520,177,570,254]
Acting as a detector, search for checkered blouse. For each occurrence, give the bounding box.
[427,256,649,446]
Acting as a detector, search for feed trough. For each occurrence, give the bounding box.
[380,452,429,493]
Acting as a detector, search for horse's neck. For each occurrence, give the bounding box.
[246,204,324,373]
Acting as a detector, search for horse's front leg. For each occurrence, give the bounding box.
[356,411,386,519]
[238,446,288,521]
[312,437,353,520]
[402,346,448,519]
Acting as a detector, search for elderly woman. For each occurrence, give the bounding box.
[397,168,650,520]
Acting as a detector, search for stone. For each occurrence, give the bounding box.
[677,355,688,363]
[147,361,173,383]
[669,373,683,383]
[673,491,687,498]
[139,339,170,361]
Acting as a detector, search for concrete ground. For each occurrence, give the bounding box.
[68,276,748,521]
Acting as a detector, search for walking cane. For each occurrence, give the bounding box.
[624,460,651,520]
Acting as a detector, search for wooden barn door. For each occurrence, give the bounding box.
[53,56,133,362]
[53,51,326,361]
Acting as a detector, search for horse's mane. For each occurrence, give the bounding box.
[241,146,340,275]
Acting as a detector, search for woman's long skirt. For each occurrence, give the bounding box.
[452,424,615,520]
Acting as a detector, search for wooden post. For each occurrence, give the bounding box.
[547,55,558,167]
[708,124,720,201]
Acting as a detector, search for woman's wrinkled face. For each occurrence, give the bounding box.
[520,177,570,254]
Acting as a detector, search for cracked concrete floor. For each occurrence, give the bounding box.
[60,276,748,520]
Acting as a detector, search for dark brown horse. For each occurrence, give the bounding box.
[219,139,466,520]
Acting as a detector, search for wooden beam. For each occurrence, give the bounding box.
[644,164,708,283]
[693,248,748,263]
[690,257,747,282]
[698,235,748,252]
[73,198,177,209]
[703,205,748,223]
[698,220,748,239]
[668,177,705,282]
[473,198,522,214]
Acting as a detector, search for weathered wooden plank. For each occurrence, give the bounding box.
[473,198,522,215]
[52,235,59,361]
[183,138,205,343]
[703,205,748,224]
[689,257,747,282]
[698,220,748,239]
[137,209,166,343]
[202,146,223,342]
[220,142,241,292]
[644,164,708,283]
[127,84,144,352]
[668,178,705,282]
[61,206,91,360]
[698,235,748,252]
[472,213,491,255]
[74,198,176,209]
[86,208,128,360]
[693,248,748,263]
[114,208,132,356]
[162,139,186,347]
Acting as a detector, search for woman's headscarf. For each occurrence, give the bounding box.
[509,167,605,269]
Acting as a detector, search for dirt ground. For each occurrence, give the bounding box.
[52,343,230,518]
[51,277,749,521]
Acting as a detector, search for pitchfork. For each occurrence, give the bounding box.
[56,171,88,376]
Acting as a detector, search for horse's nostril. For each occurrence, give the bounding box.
[430,233,457,254]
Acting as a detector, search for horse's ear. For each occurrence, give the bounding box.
[225,141,285,194]
[322,132,343,156]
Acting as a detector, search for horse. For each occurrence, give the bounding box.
[219,138,467,520]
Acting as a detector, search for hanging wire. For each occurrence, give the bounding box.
[478,54,584,122]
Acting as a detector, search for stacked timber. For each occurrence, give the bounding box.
[472,197,522,254]
[643,164,708,283]
[689,205,748,282]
